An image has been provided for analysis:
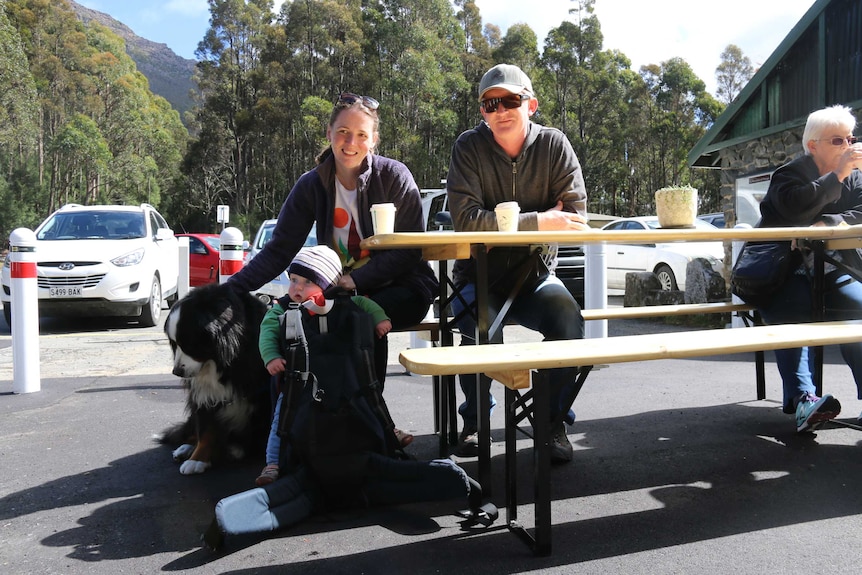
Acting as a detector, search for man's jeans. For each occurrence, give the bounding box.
[450,275,584,429]
[758,270,862,412]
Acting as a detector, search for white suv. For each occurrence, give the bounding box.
[1,203,179,326]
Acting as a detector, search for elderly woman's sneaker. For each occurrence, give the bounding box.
[795,393,841,433]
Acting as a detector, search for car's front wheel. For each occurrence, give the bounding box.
[654,264,678,291]
[137,276,162,327]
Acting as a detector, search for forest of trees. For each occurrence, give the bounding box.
[0,0,755,241]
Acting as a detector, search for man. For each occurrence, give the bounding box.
[446,63,590,463]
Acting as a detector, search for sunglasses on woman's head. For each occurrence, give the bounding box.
[338,92,379,110]
[817,135,858,146]
[480,94,530,114]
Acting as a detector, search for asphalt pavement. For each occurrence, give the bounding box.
[2,304,862,574]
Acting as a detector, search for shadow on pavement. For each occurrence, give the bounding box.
[4,400,860,572]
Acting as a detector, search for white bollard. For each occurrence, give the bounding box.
[177,235,190,299]
[219,227,244,283]
[10,228,40,394]
[731,223,753,329]
[584,242,607,339]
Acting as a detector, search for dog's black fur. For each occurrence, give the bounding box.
[160,282,271,474]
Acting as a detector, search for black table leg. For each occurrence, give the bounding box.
[475,244,492,495]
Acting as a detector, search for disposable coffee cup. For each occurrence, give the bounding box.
[370,203,397,235]
[495,201,520,232]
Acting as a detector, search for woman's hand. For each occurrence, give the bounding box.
[337,273,356,292]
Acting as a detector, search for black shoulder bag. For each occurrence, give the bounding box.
[730,240,795,307]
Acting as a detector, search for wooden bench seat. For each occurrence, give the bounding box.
[400,319,859,388]
[399,319,862,556]
[580,301,755,321]
[398,301,760,454]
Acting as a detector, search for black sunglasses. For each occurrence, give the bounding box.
[338,92,379,110]
[480,94,530,114]
[816,135,858,146]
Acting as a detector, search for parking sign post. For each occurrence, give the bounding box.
[219,227,244,283]
[9,228,40,394]
[217,205,229,231]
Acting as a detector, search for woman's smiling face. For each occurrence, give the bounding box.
[327,107,378,178]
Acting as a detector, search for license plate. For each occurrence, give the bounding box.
[49,286,82,297]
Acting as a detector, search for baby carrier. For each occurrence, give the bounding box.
[276,294,402,505]
[205,293,497,550]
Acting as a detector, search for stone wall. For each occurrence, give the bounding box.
[716,129,804,228]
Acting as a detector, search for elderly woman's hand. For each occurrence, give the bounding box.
[835,143,862,181]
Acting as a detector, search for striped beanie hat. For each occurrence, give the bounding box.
[288,245,343,291]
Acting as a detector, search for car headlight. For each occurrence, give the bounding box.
[111,248,145,267]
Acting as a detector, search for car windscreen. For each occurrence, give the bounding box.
[203,236,220,250]
[36,211,146,240]
[257,222,317,250]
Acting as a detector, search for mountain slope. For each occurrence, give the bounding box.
[68,0,197,128]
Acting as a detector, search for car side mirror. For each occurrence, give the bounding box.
[434,211,452,226]
[155,228,173,241]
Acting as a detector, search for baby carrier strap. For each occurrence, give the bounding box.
[275,300,308,441]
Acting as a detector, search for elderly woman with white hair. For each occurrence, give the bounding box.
[757,104,862,433]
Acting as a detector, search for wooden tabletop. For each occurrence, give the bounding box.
[361,225,862,251]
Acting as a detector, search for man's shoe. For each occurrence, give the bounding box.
[795,393,841,433]
[550,423,573,464]
[454,425,481,457]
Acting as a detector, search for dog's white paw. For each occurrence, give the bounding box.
[172,444,195,462]
[179,459,212,475]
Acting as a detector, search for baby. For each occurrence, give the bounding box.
[255,244,411,486]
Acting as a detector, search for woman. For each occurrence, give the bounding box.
[757,104,862,432]
[229,93,438,382]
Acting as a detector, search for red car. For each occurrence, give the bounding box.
[176,233,221,287]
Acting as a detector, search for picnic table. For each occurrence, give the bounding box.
[362,224,862,555]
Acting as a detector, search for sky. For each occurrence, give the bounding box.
[77,0,818,95]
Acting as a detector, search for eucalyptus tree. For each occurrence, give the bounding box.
[7,0,89,209]
[276,0,365,175]
[0,5,38,176]
[363,0,466,186]
[453,0,492,134]
[82,21,186,207]
[540,0,630,215]
[637,58,722,213]
[0,4,39,238]
[715,44,754,105]
[4,0,185,225]
[194,0,276,230]
[491,23,540,80]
